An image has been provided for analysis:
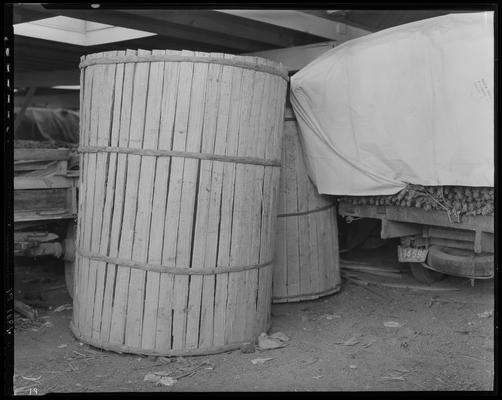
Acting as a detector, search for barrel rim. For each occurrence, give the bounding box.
[80,50,289,81]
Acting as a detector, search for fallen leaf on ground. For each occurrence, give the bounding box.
[251,357,274,365]
[313,375,324,380]
[384,321,404,328]
[57,344,67,349]
[477,310,493,318]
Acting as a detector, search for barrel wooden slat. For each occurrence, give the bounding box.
[81,53,104,337]
[272,109,341,303]
[184,51,211,350]
[91,52,118,340]
[192,52,224,349]
[155,49,181,352]
[213,53,238,347]
[140,49,167,351]
[99,50,126,343]
[73,49,287,356]
[109,49,138,345]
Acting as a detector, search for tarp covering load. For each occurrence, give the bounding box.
[290,12,494,196]
[14,107,79,146]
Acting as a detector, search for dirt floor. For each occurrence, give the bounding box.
[13,242,495,393]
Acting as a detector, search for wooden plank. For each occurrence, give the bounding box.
[91,52,118,340]
[266,68,287,313]
[139,49,167,351]
[294,119,312,298]
[73,55,87,332]
[99,50,126,343]
[188,52,223,349]
[228,56,256,343]
[243,57,268,340]
[284,123,300,299]
[80,52,104,339]
[14,149,70,162]
[180,51,210,350]
[273,104,288,300]
[108,49,138,345]
[213,53,241,347]
[218,54,243,345]
[123,49,152,350]
[164,50,194,351]
[154,49,181,352]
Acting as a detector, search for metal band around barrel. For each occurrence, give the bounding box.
[78,146,281,167]
[277,203,336,218]
[79,54,289,81]
[77,248,272,275]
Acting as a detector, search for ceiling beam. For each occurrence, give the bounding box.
[216,10,357,41]
[15,69,80,88]
[14,4,268,52]
[116,9,319,48]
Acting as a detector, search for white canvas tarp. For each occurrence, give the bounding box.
[290,12,494,196]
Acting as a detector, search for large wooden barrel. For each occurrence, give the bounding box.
[72,50,288,356]
[273,107,341,303]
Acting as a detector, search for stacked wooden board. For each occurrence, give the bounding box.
[73,50,288,356]
[273,108,341,303]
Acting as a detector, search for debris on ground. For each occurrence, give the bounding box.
[240,342,255,354]
[334,336,359,346]
[300,357,320,366]
[22,376,41,382]
[144,359,214,386]
[384,321,404,328]
[52,304,72,312]
[349,365,357,369]
[251,357,274,365]
[144,372,177,387]
[324,313,342,320]
[14,300,38,320]
[57,344,67,349]
[257,332,290,350]
[477,310,493,318]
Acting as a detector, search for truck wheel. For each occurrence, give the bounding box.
[64,222,76,299]
[427,245,493,278]
[409,263,446,284]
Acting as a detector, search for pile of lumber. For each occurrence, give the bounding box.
[339,185,494,217]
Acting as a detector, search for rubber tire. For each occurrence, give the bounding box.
[64,222,76,299]
[427,245,493,278]
[409,262,446,284]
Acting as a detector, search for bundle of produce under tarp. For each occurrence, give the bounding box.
[338,185,494,221]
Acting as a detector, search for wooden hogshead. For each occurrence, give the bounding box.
[72,50,288,356]
[273,108,341,303]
